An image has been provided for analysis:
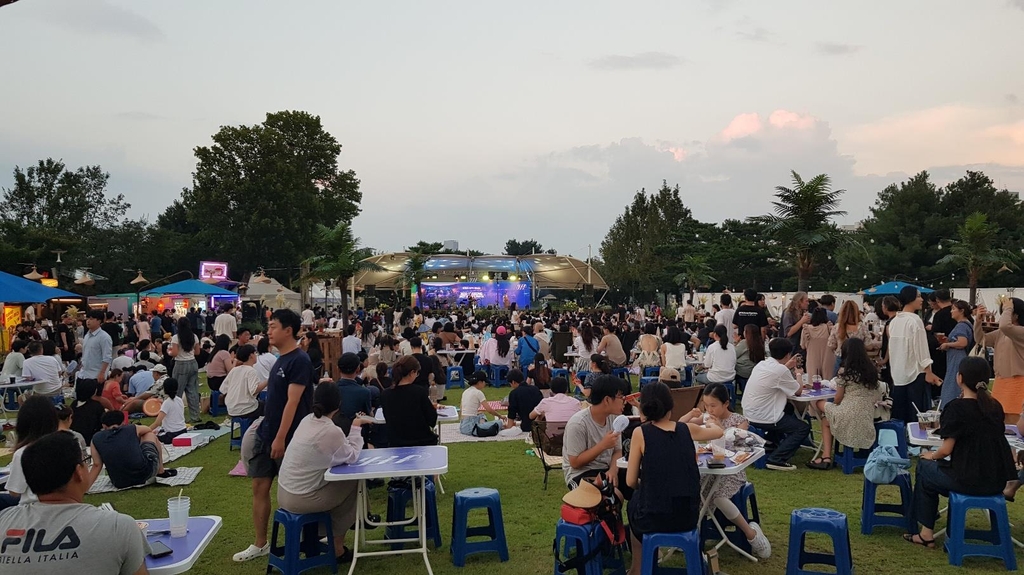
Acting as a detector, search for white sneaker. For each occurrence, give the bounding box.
[748,522,771,559]
[233,543,270,562]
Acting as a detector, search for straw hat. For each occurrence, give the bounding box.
[562,480,602,508]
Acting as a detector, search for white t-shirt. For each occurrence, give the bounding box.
[715,308,737,342]
[170,335,196,361]
[741,358,801,425]
[23,354,63,395]
[255,353,277,383]
[663,343,688,370]
[1,351,25,378]
[887,311,933,386]
[301,309,315,326]
[6,446,38,503]
[159,397,187,433]
[342,335,362,355]
[223,364,263,416]
[214,313,237,338]
[703,341,737,383]
[461,386,487,417]
[111,355,133,372]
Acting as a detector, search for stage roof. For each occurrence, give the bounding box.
[352,253,608,290]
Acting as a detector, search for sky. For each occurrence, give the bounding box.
[2,0,1024,260]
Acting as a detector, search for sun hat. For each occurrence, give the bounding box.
[658,367,680,383]
[562,480,602,508]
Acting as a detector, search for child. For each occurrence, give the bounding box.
[55,404,88,458]
[102,368,128,411]
[698,383,771,558]
[151,378,187,444]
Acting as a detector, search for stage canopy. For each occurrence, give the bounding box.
[143,279,238,297]
[243,276,301,311]
[0,271,80,303]
[351,253,608,291]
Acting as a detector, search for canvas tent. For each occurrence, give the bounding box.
[0,270,79,303]
[243,277,301,311]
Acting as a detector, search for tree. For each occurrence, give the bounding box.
[937,213,1018,305]
[503,239,555,256]
[167,111,362,273]
[673,255,716,303]
[749,171,846,292]
[304,222,381,328]
[407,241,444,255]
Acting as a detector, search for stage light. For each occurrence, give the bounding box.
[460,275,467,280]
[509,274,518,281]
[482,274,490,281]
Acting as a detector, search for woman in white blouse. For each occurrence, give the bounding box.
[695,325,737,385]
[277,381,368,561]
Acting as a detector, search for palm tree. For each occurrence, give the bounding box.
[937,212,1018,305]
[304,221,382,330]
[749,171,846,292]
[401,251,430,306]
[673,255,715,304]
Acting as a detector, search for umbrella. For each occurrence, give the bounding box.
[859,281,934,297]
[143,279,237,296]
[0,270,80,303]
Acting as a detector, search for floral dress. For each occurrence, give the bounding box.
[700,412,748,501]
[822,376,885,449]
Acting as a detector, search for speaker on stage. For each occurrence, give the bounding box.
[365,284,376,296]
[364,296,377,310]
[582,283,594,308]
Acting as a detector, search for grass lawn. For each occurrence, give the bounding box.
[5,377,1024,574]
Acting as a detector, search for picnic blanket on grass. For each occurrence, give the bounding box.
[438,422,527,444]
[87,467,203,494]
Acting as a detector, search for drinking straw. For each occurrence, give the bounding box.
[178,488,184,503]
[913,403,922,414]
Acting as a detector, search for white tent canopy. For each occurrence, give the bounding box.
[243,276,301,311]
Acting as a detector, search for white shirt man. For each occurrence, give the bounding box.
[714,295,736,342]
[740,339,809,471]
[301,307,315,328]
[215,307,238,340]
[887,287,941,422]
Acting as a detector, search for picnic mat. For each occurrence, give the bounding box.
[160,424,232,463]
[87,466,203,494]
[482,401,507,412]
[438,422,527,444]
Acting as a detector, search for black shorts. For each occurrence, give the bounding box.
[245,432,280,479]
[140,441,161,481]
[566,468,606,490]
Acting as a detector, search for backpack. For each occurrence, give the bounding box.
[554,473,626,573]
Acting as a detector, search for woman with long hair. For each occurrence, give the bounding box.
[302,331,324,378]
[660,326,689,370]
[634,323,662,370]
[801,307,834,379]
[904,357,1016,548]
[572,322,600,372]
[170,316,202,423]
[695,324,737,385]
[734,323,766,388]
[2,396,59,510]
[205,334,233,392]
[491,326,513,366]
[529,352,552,392]
[938,300,975,408]
[828,300,876,363]
[974,297,1024,422]
[782,291,811,350]
[806,338,885,469]
[380,355,438,446]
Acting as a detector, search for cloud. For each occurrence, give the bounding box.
[589,52,684,71]
[843,104,1024,175]
[36,0,165,42]
[737,27,773,43]
[1013,0,1024,11]
[1008,93,1020,105]
[816,42,862,55]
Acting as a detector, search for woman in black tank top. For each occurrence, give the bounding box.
[624,381,724,575]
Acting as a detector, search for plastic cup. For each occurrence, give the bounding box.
[812,376,822,391]
[711,444,727,462]
[168,496,190,538]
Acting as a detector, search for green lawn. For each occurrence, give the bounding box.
[6,380,1024,574]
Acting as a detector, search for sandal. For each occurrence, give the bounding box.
[902,533,936,548]
[805,457,832,470]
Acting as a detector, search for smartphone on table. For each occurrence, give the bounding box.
[149,541,173,558]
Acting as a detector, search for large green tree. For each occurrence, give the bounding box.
[165,111,362,274]
[749,171,846,292]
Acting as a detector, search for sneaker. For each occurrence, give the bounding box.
[233,543,270,562]
[748,522,771,559]
[766,461,796,471]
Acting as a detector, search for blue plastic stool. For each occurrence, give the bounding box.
[490,366,510,388]
[874,420,908,458]
[446,366,465,389]
[747,425,768,470]
[840,420,908,474]
[386,478,441,550]
[451,488,509,567]
[553,520,605,575]
[552,368,570,381]
[573,371,592,400]
[267,509,337,574]
[611,367,631,386]
[229,416,252,451]
[945,492,1017,570]
[861,472,912,534]
[701,482,760,554]
[785,508,853,575]
[640,529,705,574]
[682,366,694,387]
[208,389,226,417]
[51,395,65,406]
[257,389,268,402]
[639,377,658,390]
[643,366,661,378]
[2,389,18,410]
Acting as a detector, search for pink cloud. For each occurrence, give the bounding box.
[718,112,763,141]
[768,110,817,130]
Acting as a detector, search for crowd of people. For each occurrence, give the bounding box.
[4,283,1024,572]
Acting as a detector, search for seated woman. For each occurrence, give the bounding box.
[460,370,506,436]
[625,381,724,575]
[574,354,611,399]
[528,353,552,396]
[699,384,771,558]
[807,338,885,470]
[278,382,367,562]
[1,396,59,511]
[70,379,105,445]
[380,355,439,447]
[904,356,1017,548]
[695,325,736,386]
[530,377,583,422]
[634,323,662,371]
[151,378,188,444]
[101,368,128,411]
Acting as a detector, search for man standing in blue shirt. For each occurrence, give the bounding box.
[79,310,112,386]
[235,309,315,563]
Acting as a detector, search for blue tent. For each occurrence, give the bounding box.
[143,279,237,296]
[861,281,934,297]
[0,270,80,303]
